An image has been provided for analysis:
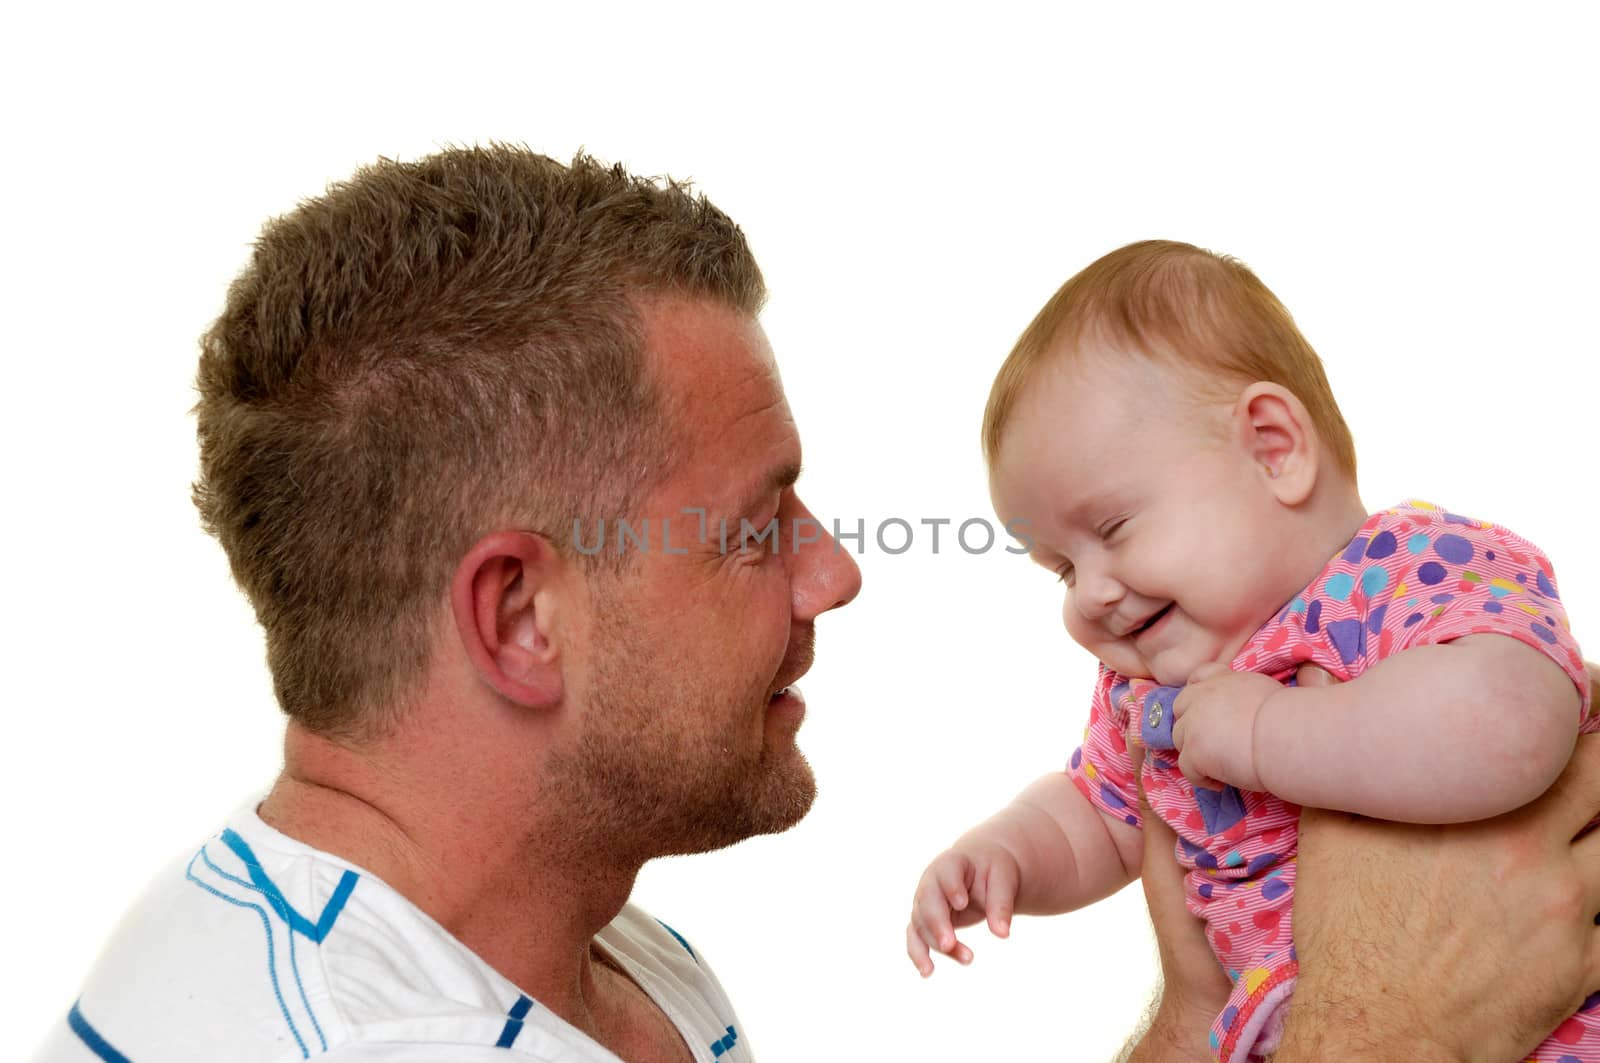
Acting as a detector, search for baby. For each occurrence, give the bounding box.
[906,240,1595,1061]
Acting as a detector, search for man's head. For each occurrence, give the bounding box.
[546,297,862,856]
[194,146,767,740]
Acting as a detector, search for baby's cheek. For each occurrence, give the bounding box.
[1060,602,1099,649]
[1195,569,1276,644]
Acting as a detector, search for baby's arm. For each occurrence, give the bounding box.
[1178,634,1581,822]
[907,770,1142,975]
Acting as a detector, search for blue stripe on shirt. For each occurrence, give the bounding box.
[654,919,697,963]
[220,828,358,943]
[495,994,535,1048]
[67,1001,133,1063]
[189,847,311,1059]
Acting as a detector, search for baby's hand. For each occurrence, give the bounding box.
[906,836,1020,977]
[1171,663,1282,791]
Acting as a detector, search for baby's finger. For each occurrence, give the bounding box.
[982,860,1018,939]
[915,905,973,965]
[906,921,935,977]
[914,918,971,972]
[913,883,960,954]
[1178,749,1222,792]
[934,855,973,912]
[909,907,944,959]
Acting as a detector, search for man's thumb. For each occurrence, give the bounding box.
[1294,662,1337,688]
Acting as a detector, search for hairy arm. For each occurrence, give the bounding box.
[1254,635,1580,822]
[1118,786,1233,1063]
[1274,719,1600,1061]
[1134,662,1600,1062]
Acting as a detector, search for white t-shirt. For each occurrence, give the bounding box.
[31,803,753,1062]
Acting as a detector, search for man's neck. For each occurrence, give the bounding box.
[258,718,643,1030]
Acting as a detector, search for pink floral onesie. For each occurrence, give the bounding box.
[1068,502,1594,1062]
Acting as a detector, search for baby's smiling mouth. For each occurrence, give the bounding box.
[1131,603,1174,638]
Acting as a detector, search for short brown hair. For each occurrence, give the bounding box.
[982,240,1356,478]
[194,145,765,738]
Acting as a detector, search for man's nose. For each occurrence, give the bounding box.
[790,506,862,620]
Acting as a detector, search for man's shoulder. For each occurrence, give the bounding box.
[32,808,571,1062]
[33,807,754,1062]
[598,908,749,1063]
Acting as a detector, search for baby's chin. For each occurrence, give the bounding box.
[1097,633,1245,686]
[1096,648,1163,684]
[1151,664,1192,687]
[1114,649,1210,688]
[1127,657,1186,687]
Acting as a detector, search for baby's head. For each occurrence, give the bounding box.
[984,240,1364,685]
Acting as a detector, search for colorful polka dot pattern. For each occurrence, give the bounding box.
[1067,502,1594,1063]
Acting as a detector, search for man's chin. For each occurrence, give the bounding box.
[665,758,817,857]
[755,759,817,836]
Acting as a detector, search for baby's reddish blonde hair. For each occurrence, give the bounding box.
[982,240,1357,480]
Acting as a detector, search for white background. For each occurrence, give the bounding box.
[5,3,1596,1059]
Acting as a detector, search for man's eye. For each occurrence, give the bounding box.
[739,524,779,558]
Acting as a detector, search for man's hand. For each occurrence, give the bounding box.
[1276,660,1600,1062]
[906,835,1021,976]
[1171,662,1281,791]
[1121,755,1232,1062]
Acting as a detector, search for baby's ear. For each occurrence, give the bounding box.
[1236,382,1317,506]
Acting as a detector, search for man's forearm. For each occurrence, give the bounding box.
[1121,979,1467,1063]
[1269,985,1463,1062]
[1110,982,1160,1063]
[1118,993,1203,1063]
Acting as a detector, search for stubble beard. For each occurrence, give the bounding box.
[549,619,817,863]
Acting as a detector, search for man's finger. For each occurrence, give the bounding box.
[1569,824,1600,918]
[1140,811,1186,901]
[1294,662,1337,688]
[1138,786,1233,1007]
[1532,734,1600,842]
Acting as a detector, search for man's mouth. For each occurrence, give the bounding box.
[1131,603,1174,638]
[767,685,806,717]
[768,631,815,706]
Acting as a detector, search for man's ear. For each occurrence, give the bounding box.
[450,530,567,710]
[1236,381,1317,506]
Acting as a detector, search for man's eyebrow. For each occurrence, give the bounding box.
[736,461,802,515]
